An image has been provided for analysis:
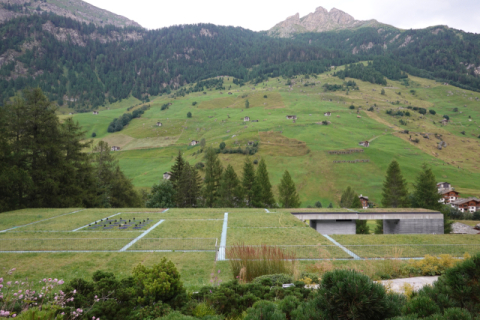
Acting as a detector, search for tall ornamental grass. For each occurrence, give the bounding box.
[226,244,296,282]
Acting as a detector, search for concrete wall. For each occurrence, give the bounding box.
[383,219,444,234]
[312,219,356,235]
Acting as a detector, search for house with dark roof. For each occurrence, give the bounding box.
[286,115,297,120]
[359,195,369,209]
[359,141,370,147]
[189,140,200,146]
[163,172,172,180]
[111,146,121,151]
[450,198,480,213]
[244,116,250,122]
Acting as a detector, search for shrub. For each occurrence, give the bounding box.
[219,142,226,150]
[315,201,322,208]
[349,105,355,109]
[356,220,370,234]
[299,272,320,284]
[264,95,268,98]
[195,162,205,169]
[244,301,286,320]
[132,258,185,306]
[438,308,473,320]
[227,245,296,282]
[253,159,258,165]
[461,131,466,135]
[420,253,480,313]
[187,112,192,118]
[368,106,374,111]
[429,109,436,115]
[418,108,427,115]
[472,211,480,221]
[92,132,96,137]
[406,254,464,276]
[192,102,197,106]
[402,295,440,317]
[443,115,450,120]
[252,274,293,286]
[315,269,404,319]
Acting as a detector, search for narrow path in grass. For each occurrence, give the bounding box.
[322,234,361,260]
[72,212,122,232]
[217,212,229,261]
[119,220,165,252]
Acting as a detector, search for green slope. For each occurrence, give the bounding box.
[68,70,480,207]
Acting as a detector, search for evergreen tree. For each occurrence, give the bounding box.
[351,195,362,209]
[340,186,356,208]
[177,162,202,208]
[412,164,442,210]
[93,141,141,208]
[375,220,383,234]
[278,170,300,208]
[217,164,243,207]
[315,201,323,208]
[381,160,410,208]
[245,99,250,109]
[328,203,333,208]
[202,148,223,207]
[256,158,276,208]
[170,151,185,190]
[242,158,257,207]
[146,180,176,208]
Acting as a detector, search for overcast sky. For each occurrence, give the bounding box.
[83,0,480,34]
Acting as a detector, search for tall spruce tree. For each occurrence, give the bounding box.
[217,164,243,208]
[256,158,276,208]
[202,148,223,207]
[340,186,356,208]
[381,160,409,208]
[170,151,185,189]
[242,158,257,207]
[177,162,202,208]
[278,170,300,208]
[412,164,442,210]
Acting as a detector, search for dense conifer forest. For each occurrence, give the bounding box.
[1,13,480,109]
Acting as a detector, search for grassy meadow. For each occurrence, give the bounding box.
[2,208,480,290]
[60,68,480,206]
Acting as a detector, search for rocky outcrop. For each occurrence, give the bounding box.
[0,0,141,28]
[268,6,382,37]
[42,21,143,46]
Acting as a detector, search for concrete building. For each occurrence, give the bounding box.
[292,209,444,235]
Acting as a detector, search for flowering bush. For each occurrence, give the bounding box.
[0,268,83,319]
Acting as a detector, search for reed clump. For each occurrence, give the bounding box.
[226,243,296,282]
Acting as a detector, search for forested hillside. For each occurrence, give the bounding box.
[1,12,480,110]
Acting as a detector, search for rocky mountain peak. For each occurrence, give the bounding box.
[268,6,380,38]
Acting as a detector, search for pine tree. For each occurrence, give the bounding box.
[256,158,276,208]
[170,151,185,190]
[412,164,442,210]
[375,220,383,234]
[278,170,300,208]
[340,186,356,208]
[178,162,201,208]
[356,220,370,234]
[242,158,257,207]
[217,164,243,207]
[381,160,410,208]
[351,195,362,209]
[245,99,250,109]
[315,201,323,208]
[328,203,333,208]
[202,148,223,207]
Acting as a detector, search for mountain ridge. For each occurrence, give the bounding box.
[0,0,141,28]
[268,6,391,37]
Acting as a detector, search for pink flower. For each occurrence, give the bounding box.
[218,270,221,274]
[73,289,77,294]
[11,268,16,271]
[0,278,3,283]
[13,293,17,296]
[58,280,64,285]
[7,281,11,286]
[14,281,19,284]
[53,279,58,282]
[48,278,52,282]
[12,314,16,318]
[0,284,3,288]
[43,279,46,282]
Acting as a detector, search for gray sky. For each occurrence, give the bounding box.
[83,0,480,34]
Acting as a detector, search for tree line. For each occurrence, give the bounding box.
[340,160,452,234]
[146,150,301,208]
[0,88,141,212]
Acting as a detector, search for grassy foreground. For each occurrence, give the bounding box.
[1,208,480,290]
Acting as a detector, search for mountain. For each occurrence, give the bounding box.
[1,10,480,110]
[0,0,141,28]
[268,6,387,38]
